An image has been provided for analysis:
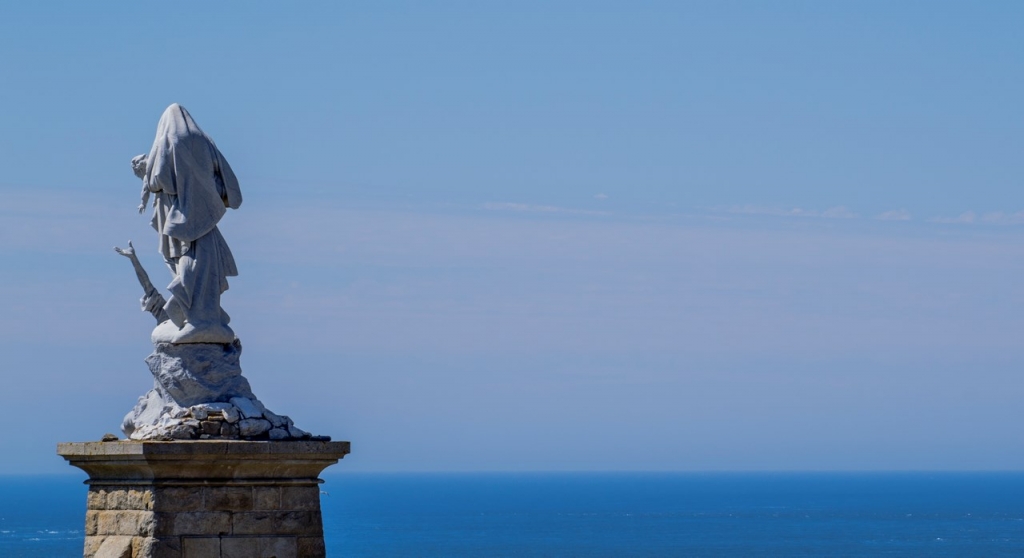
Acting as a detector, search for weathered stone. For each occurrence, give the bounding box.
[297,536,327,558]
[280,486,320,511]
[221,537,260,558]
[181,536,220,557]
[238,417,271,437]
[206,486,252,511]
[85,510,100,535]
[60,441,349,557]
[220,422,238,437]
[134,511,157,536]
[107,490,128,510]
[265,410,288,428]
[132,537,158,558]
[260,536,298,558]
[192,402,235,420]
[149,513,176,538]
[83,535,104,557]
[153,487,204,513]
[146,536,181,558]
[164,424,196,440]
[96,510,155,536]
[88,489,107,510]
[95,535,133,558]
[268,427,290,440]
[200,421,221,436]
[232,511,274,535]
[229,396,264,419]
[128,488,154,511]
[253,487,280,510]
[171,511,231,536]
[115,293,312,444]
[123,341,257,439]
[104,488,151,511]
[95,511,119,535]
[287,423,310,439]
[276,510,320,535]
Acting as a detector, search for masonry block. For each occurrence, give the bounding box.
[59,440,349,557]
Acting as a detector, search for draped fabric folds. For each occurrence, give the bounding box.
[142,104,241,333]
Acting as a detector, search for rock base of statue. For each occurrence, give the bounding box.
[123,339,319,442]
[58,440,349,558]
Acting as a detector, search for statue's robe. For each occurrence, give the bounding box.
[143,104,242,338]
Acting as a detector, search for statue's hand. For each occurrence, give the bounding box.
[131,154,148,179]
[114,241,136,258]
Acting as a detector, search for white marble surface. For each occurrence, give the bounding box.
[121,339,310,441]
[134,103,242,345]
[115,105,314,442]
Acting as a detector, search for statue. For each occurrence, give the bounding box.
[114,104,321,442]
[128,103,241,344]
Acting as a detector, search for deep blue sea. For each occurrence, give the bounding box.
[2,473,1023,557]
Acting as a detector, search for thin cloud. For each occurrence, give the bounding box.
[929,211,1024,225]
[820,206,858,219]
[727,205,817,217]
[594,193,608,200]
[981,211,1024,225]
[726,205,858,219]
[482,202,608,216]
[930,211,977,225]
[876,209,912,221]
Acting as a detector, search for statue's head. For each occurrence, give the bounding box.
[131,154,147,179]
[156,103,202,141]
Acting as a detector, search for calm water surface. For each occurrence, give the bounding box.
[2,473,1023,557]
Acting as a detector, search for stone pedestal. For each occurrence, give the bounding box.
[57,440,350,558]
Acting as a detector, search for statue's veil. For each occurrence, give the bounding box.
[143,104,242,244]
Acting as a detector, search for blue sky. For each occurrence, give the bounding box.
[1,1,1023,473]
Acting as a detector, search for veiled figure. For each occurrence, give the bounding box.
[134,104,242,344]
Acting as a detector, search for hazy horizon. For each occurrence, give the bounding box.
[2,1,1023,474]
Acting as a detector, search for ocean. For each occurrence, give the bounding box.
[2,472,1023,556]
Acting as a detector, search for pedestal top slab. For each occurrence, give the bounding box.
[58,440,350,483]
[58,440,349,457]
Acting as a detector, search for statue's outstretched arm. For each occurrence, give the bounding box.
[114,241,169,324]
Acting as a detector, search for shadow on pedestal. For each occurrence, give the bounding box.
[57,440,350,558]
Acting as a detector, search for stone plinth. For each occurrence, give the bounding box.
[58,440,350,558]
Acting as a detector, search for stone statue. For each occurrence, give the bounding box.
[114,104,321,442]
[130,103,241,345]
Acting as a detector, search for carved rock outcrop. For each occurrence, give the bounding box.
[122,340,323,442]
